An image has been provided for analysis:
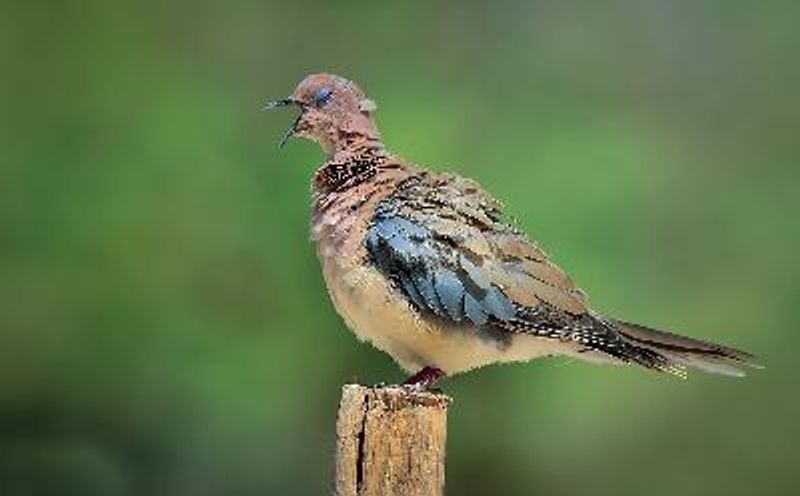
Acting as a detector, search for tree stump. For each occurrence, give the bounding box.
[335,384,452,496]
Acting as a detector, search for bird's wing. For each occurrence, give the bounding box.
[365,171,591,331]
[364,171,689,374]
[365,171,755,377]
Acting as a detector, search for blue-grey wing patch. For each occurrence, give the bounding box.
[366,213,517,327]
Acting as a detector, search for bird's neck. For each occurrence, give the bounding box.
[313,144,389,195]
[316,111,383,156]
[330,133,386,161]
[311,138,417,212]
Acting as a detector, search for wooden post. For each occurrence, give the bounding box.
[335,384,452,496]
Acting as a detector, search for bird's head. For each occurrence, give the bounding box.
[264,73,381,155]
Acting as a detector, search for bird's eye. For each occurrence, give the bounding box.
[313,87,334,107]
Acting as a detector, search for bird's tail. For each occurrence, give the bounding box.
[610,319,760,378]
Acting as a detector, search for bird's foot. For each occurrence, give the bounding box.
[402,367,446,391]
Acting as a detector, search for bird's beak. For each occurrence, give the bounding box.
[261,97,296,110]
[262,97,303,149]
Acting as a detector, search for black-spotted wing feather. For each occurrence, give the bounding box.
[363,172,747,375]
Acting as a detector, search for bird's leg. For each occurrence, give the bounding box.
[402,366,446,390]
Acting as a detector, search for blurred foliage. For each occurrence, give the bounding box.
[1,1,799,495]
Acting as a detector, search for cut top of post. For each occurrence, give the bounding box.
[335,385,452,496]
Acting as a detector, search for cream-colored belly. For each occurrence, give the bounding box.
[320,256,580,375]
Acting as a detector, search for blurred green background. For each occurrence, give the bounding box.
[2,1,799,494]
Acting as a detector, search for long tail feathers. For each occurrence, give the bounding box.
[611,319,761,378]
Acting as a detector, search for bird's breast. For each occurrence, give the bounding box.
[311,178,421,362]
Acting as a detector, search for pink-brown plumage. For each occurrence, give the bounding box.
[267,73,757,386]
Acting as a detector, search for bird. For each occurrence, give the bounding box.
[265,73,757,389]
